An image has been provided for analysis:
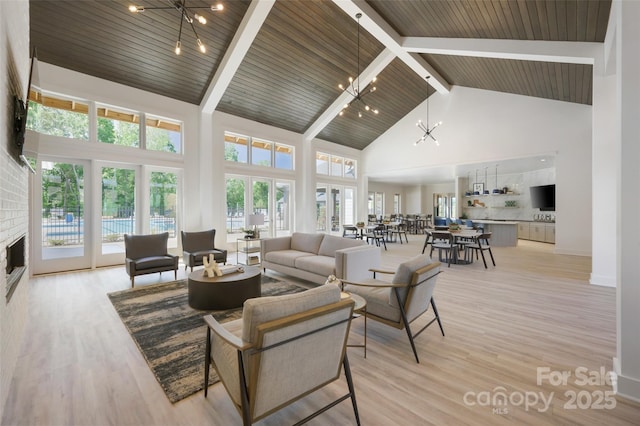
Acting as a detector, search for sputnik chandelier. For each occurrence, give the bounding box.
[415,76,442,146]
[338,13,379,118]
[128,0,223,55]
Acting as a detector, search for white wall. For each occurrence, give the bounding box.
[1,0,30,416]
[363,86,592,255]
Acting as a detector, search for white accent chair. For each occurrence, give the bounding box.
[340,254,444,363]
[203,284,360,425]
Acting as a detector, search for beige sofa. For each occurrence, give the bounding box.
[261,232,381,285]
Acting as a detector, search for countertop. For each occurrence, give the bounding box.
[471,220,519,225]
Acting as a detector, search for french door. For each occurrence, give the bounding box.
[225,175,293,244]
[32,158,91,274]
[317,184,356,235]
[32,159,181,274]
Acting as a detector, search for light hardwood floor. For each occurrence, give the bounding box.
[3,235,640,425]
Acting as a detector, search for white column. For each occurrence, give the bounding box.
[615,0,640,402]
[590,65,617,286]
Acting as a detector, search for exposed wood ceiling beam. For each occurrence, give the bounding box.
[200,0,275,114]
[332,0,450,94]
[403,37,601,65]
[304,48,395,142]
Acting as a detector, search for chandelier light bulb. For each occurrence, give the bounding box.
[129,5,144,12]
[365,105,370,111]
[338,83,344,90]
[197,39,206,53]
[194,13,206,24]
[358,111,362,118]
[175,40,182,55]
[373,109,379,114]
[212,4,223,11]
[372,76,377,83]
[339,111,344,116]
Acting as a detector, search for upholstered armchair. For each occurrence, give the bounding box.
[124,232,179,288]
[340,254,444,363]
[181,229,227,272]
[203,284,360,425]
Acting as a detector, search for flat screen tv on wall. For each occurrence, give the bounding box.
[11,47,37,173]
[530,184,555,211]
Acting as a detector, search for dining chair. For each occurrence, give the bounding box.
[429,231,455,267]
[389,222,408,244]
[421,230,433,254]
[365,224,387,250]
[342,225,360,239]
[466,232,496,269]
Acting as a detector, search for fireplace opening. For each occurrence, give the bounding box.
[6,234,26,302]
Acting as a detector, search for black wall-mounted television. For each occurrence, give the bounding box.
[530,184,555,211]
[11,47,37,173]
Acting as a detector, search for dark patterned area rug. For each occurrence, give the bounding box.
[107,275,307,403]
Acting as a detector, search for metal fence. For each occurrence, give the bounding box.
[42,207,176,247]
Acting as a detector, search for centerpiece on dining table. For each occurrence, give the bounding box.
[448,223,461,232]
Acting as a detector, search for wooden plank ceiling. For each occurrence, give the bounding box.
[29,0,611,151]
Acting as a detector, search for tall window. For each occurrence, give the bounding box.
[367,192,384,216]
[434,193,456,218]
[149,171,178,247]
[393,193,401,214]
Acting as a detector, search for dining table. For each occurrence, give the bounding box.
[431,228,481,264]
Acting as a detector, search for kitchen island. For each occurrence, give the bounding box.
[471,220,519,247]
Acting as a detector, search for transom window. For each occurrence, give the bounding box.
[224,132,293,170]
[27,89,183,154]
[316,152,356,178]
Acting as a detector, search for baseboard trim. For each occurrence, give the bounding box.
[590,274,616,287]
[553,247,592,256]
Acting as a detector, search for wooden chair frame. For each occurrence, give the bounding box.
[341,262,444,363]
[204,299,360,425]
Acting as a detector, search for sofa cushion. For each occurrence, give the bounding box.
[317,234,364,257]
[133,255,176,270]
[343,279,400,322]
[242,284,340,343]
[390,254,434,308]
[294,255,335,278]
[264,250,314,268]
[290,232,324,254]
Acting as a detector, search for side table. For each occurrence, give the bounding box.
[236,238,262,266]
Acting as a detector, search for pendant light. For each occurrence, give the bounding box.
[493,164,501,194]
[128,1,224,55]
[415,76,442,146]
[338,13,379,118]
[483,167,490,195]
